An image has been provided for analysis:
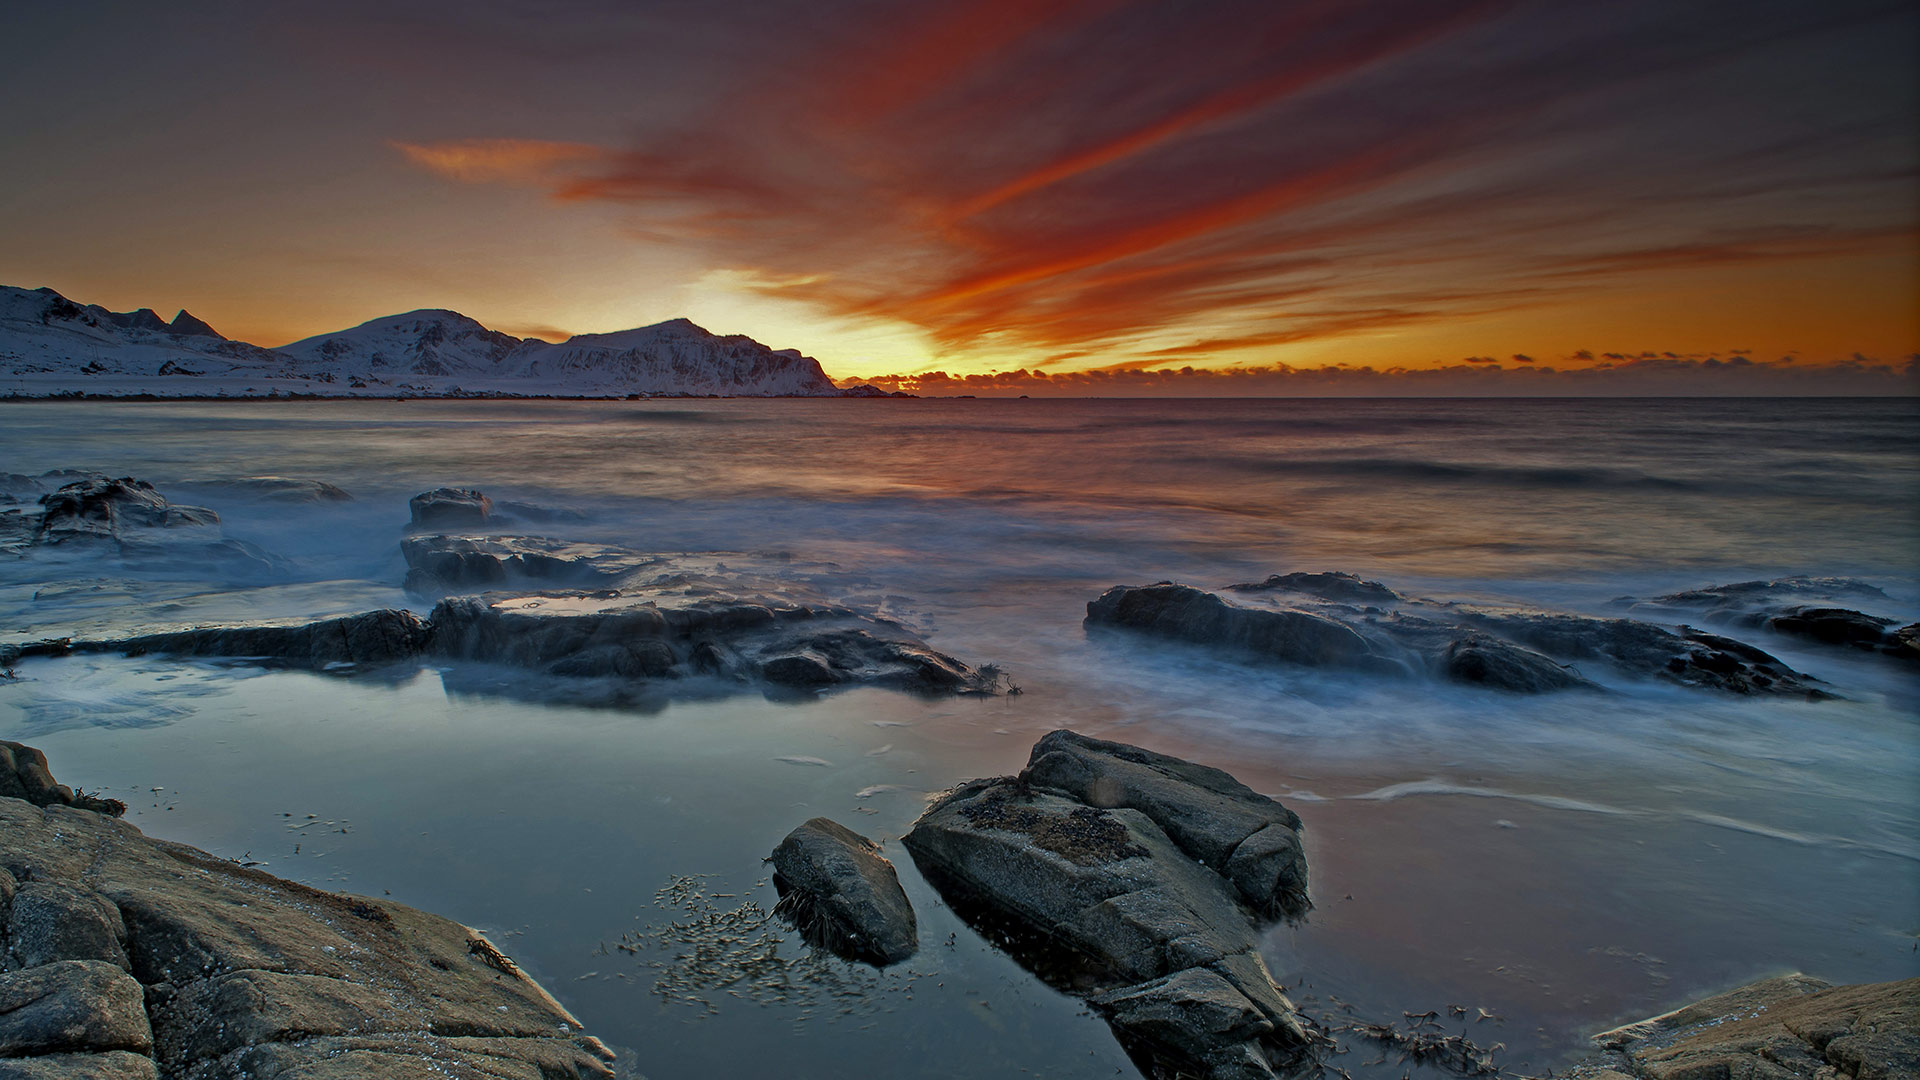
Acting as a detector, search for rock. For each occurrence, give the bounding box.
[408,487,493,531]
[112,609,432,668]
[904,731,1312,1080]
[0,961,152,1056]
[7,883,131,971]
[1090,576,1826,697]
[1021,729,1308,920]
[34,479,218,547]
[1577,974,1918,1080]
[399,535,646,598]
[0,774,614,1079]
[171,477,352,503]
[33,585,999,697]
[1087,583,1399,674]
[0,743,124,816]
[769,818,917,966]
[1624,577,1916,665]
[1227,571,1402,605]
[0,1051,158,1079]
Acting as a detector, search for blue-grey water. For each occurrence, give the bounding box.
[1,397,1915,1078]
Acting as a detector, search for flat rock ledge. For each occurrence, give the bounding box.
[1088,574,1830,697]
[904,729,1313,1080]
[2,592,1000,698]
[769,818,917,967]
[0,752,614,1080]
[1560,973,1918,1080]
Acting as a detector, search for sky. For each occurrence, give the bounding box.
[3,0,1916,393]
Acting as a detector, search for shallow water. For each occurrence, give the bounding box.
[2,397,1916,1078]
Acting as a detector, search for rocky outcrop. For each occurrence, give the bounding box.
[1089,575,1828,696]
[7,593,1000,697]
[1570,973,1918,1080]
[769,818,917,966]
[1620,577,1917,665]
[0,748,614,1080]
[407,487,493,532]
[904,730,1311,1080]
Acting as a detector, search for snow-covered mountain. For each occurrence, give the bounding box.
[1,285,888,398]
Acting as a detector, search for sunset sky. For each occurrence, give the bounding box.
[4,0,1915,390]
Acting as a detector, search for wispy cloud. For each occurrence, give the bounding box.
[390,0,1918,369]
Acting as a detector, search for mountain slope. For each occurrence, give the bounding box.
[1,285,883,398]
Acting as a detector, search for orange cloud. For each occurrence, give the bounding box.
[392,138,609,185]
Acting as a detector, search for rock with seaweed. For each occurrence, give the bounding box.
[769,817,917,966]
[905,729,1313,1080]
[0,743,615,1080]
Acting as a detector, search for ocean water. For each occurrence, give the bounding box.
[1,397,1915,1078]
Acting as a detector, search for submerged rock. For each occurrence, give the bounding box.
[170,476,352,503]
[769,818,917,966]
[1571,973,1918,1080]
[905,730,1311,1080]
[112,609,433,668]
[408,487,493,531]
[0,746,615,1080]
[0,476,291,578]
[1089,575,1828,696]
[1622,577,1917,664]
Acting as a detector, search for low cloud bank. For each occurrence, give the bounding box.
[838,353,1920,397]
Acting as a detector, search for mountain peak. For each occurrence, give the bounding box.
[168,310,222,338]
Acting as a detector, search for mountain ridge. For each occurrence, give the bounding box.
[0,285,899,399]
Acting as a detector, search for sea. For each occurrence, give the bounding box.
[2,396,1915,1078]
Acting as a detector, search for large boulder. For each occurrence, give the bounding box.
[904,732,1312,1080]
[1021,730,1308,921]
[1087,583,1399,674]
[408,487,493,532]
[769,818,917,966]
[0,747,615,1080]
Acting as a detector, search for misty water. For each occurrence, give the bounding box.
[2,397,1916,1079]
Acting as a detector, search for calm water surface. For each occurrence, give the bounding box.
[2,398,1915,1078]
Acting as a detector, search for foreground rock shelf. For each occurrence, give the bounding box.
[1088,572,1848,696]
[1564,972,1919,1080]
[0,745,614,1080]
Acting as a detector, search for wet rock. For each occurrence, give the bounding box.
[1575,974,1918,1080]
[904,731,1311,1080]
[41,588,998,697]
[408,487,493,531]
[1087,583,1398,674]
[1227,571,1402,605]
[1021,729,1309,920]
[1091,576,1825,697]
[7,883,130,971]
[0,771,614,1079]
[113,609,432,668]
[769,818,917,966]
[0,743,123,816]
[0,961,152,1056]
[1624,577,1917,664]
[400,534,646,598]
[34,479,218,546]
[171,476,352,503]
